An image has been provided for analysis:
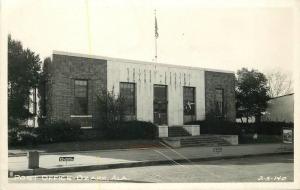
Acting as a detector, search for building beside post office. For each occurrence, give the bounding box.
[42,51,236,128]
[262,93,294,123]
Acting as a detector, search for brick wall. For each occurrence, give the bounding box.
[205,71,236,121]
[46,54,107,126]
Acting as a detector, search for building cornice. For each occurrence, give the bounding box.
[52,50,235,74]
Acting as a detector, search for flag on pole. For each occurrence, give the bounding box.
[155,14,159,38]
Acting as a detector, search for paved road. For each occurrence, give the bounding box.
[9,154,293,183]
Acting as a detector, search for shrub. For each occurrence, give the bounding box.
[187,120,239,135]
[36,120,82,143]
[239,134,282,144]
[8,126,38,146]
[239,122,293,135]
[102,121,158,140]
[95,89,125,129]
[187,120,293,136]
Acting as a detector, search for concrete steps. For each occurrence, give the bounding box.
[180,136,231,147]
[168,127,191,137]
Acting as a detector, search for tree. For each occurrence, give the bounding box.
[95,88,125,129]
[266,70,293,98]
[235,68,270,123]
[37,57,52,126]
[8,35,41,127]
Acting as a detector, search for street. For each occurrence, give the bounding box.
[9,154,293,183]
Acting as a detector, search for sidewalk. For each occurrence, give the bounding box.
[8,143,293,176]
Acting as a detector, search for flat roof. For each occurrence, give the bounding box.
[53,50,235,74]
[270,93,294,99]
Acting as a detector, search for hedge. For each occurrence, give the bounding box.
[8,126,38,146]
[186,120,240,135]
[101,120,158,140]
[35,121,82,143]
[8,120,82,146]
[239,122,293,135]
[9,120,157,146]
[186,120,293,135]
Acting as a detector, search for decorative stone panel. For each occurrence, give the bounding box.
[204,71,236,121]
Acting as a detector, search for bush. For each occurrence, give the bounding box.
[8,126,38,146]
[187,120,293,136]
[9,120,83,146]
[102,121,158,140]
[36,120,82,143]
[239,122,293,135]
[95,89,125,129]
[187,120,240,135]
[239,134,282,144]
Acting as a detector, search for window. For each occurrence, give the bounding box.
[74,79,88,115]
[183,87,195,115]
[43,81,47,116]
[32,88,37,115]
[153,85,168,125]
[215,88,224,116]
[120,82,136,116]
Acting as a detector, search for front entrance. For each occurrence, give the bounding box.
[153,85,168,125]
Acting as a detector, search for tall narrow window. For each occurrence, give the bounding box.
[120,82,136,116]
[74,79,88,115]
[32,88,37,115]
[43,81,47,116]
[183,87,195,115]
[153,85,168,125]
[215,88,224,116]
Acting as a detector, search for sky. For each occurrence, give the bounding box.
[2,0,298,75]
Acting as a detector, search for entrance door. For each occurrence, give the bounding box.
[153,85,168,125]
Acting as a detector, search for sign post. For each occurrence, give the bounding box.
[28,151,39,169]
[59,156,74,166]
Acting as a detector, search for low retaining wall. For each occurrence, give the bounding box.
[217,135,239,145]
[183,125,200,136]
[162,134,239,148]
[180,143,294,159]
[158,125,200,137]
[158,125,168,138]
[162,138,181,148]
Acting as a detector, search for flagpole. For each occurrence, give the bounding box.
[155,35,157,62]
[154,9,158,62]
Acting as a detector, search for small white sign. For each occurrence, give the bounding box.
[282,128,293,144]
[59,157,74,162]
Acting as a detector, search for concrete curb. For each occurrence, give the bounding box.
[8,152,293,177]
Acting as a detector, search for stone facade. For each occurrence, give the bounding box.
[106,59,206,126]
[204,71,236,121]
[46,53,107,126]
